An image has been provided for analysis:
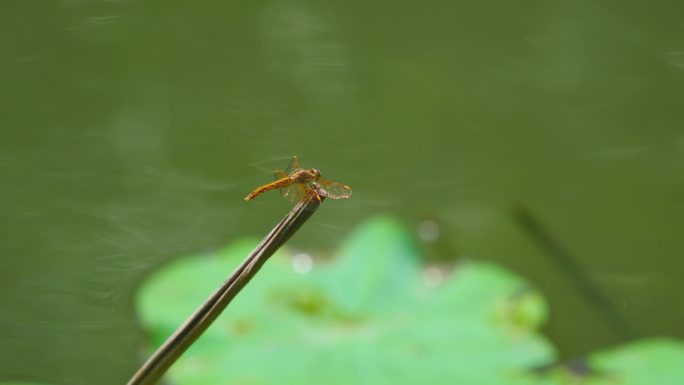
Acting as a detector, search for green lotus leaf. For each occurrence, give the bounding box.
[590,338,684,384]
[136,216,558,384]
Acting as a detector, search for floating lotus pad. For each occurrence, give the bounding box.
[136,216,684,385]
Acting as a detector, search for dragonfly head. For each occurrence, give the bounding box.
[308,168,321,181]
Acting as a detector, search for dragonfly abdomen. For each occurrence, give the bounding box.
[243,178,292,201]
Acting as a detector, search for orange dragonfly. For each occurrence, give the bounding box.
[244,156,352,202]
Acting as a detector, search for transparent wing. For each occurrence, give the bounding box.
[274,169,290,199]
[274,169,288,179]
[274,164,307,203]
[317,177,352,200]
[279,184,296,202]
[280,182,308,203]
[284,155,300,173]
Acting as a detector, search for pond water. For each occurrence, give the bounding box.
[2,1,684,384]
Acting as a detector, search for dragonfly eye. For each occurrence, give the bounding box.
[312,169,321,179]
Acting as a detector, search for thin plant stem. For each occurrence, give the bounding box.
[513,205,634,340]
[127,189,326,385]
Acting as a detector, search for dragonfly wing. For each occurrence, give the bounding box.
[274,169,288,179]
[278,158,306,203]
[292,183,308,202]
[284,155,300,173]
[279,183,296,202]
[318,177,352,200]
[280,183,308,203]
[275,170,291,199]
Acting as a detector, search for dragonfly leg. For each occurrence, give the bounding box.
[305,187,322,203]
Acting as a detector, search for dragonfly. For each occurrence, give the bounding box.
[244,156,352,202]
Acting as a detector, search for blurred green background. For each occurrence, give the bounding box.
[2,1,684,384]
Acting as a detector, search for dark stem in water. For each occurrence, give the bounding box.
[513,205,634,341]
[127,189,326,385]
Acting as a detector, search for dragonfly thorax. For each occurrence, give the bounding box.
[291,168,320,183]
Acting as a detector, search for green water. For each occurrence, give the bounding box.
[2,1,684,384]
